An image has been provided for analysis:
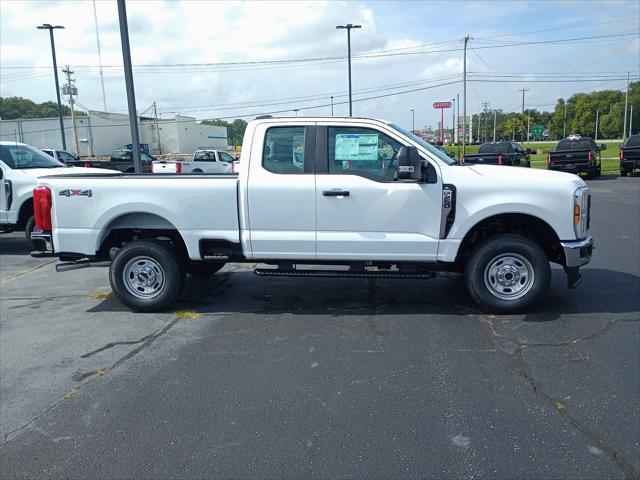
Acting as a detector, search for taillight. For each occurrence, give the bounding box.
[151,162,155,173]
[232,162,236,173]
[547,153,551,165]
[175,162,182,174]
[33,186,52,231]
[83,162,93,167]
[498,154,505,165]
[461,155,465,164]
[619,149,624,160]
[587,151,593,164]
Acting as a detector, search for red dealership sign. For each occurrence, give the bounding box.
[433,101,452,109]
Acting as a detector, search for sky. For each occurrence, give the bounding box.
[1,0,639,131]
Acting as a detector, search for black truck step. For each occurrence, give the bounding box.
[254,268,436,279]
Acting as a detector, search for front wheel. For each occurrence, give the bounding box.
[464,234,551,313]
[109,239,186,312]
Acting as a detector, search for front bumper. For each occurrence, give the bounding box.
[30,230,55,258]
[561,234,593,268]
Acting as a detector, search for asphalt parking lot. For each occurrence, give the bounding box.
[1,177,638,479]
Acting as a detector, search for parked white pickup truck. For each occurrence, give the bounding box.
[31,117,593,313]
[0,141,116,241]
[151,149,236,174]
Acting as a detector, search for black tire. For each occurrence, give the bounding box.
[464,234,551,314]
[24,215,35,244]
[109,239,186,312]
[596,163,601,177]
[585,166,596,180]
[186,262,225,277]
[192,169,203,173]
[620,170,628,177]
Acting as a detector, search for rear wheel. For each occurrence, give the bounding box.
[620,170,628,177]
[596,163,601,177]
[585,166,596,180]
[109,239,186,312]
[186,262,225,277]
[464,234,551,313]
[192,169,203,173]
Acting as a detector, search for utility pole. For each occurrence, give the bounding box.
[411,109,415,132]
[117,0,142,173]
[595,109,599,141]
[336,24,361,117]
[62,66,80,156]
[623,72,630,141]
[629,105,634,137]
[153,101,161,154]
[493,110,497,142]
[93,0,107,111]
[462,35,469,156]
[481,102,489,143]
[526,109,531,143]
[477,113,481,143]
[294,109,299,117]
[37,24,66,150]
[518,88,529,142]
[563,101,567,138]
[330,96,334,116]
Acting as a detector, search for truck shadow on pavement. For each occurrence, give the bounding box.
[0,236,31,255]
[88,267,640,320]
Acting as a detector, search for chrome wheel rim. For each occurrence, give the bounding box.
[122,256,166,299]
[484,253,535,301]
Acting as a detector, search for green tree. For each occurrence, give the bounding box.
[0,96,73,119]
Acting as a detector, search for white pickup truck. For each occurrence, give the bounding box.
[0,141,116,241]
[151,149,236,174]
[31,116,593,313]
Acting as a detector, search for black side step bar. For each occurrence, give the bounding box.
[254,269,435,279]
[56,260,111,272]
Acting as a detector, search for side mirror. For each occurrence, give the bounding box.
[619,143,625,148]
[397,145,422,181]
[600,144,606,151]
[526,148,533,154]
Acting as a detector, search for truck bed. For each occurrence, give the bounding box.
[37,173,240,260]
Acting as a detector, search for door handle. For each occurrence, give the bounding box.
[323,190,350,197]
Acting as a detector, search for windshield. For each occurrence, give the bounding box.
[479,143,511,154]
[388,123,456,165]
[0,144,66,169]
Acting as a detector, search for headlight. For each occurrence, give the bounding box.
[573,187,589,239]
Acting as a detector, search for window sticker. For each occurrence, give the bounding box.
[335,133,379,161]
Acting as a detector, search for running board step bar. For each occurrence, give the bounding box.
[254,269,436,279]
[56,260,111,272]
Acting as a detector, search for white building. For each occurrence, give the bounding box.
[0,111,228,156]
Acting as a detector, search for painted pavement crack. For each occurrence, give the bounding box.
[483,316,640,480]
[1,317,180,445]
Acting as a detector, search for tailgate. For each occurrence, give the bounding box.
[462,154,499,164]
[549,149,590,164]
[151,161,179,173]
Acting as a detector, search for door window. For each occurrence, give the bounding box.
[263,127,305,174]
[58,151,76,162]
[328,127,402,181]
[219,152,234,163]
[194,151,215,161]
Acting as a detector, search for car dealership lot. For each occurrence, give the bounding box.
[1,178,638,479]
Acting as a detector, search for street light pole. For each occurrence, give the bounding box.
[462,35,469,156]
[451,98,455,144]
[330,96,334,116]
[411,109,415,132]
[117,0,142,173]
[37,23,66,150]
[336,23,361,117]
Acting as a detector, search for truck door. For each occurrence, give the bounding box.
[0,164,8,224]
[315,124,442,262]
[246,122,317,259]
